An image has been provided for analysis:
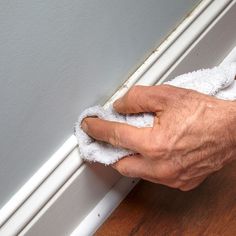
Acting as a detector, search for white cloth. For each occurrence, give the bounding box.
[75,63,236,165]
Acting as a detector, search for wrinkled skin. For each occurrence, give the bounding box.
[82,85,236,191]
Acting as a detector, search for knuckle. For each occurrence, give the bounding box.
[130,85,143,94]
[158,84,172,90]
[108,125,120,146]
[142,133,163,158]
[126,85,143,101]
[157,84,177,94]
[157,84,194,103]
[143,143,159,159]
[179,88,195,101]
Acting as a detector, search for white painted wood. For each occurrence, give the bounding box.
[0,148,83,236]
[160,0,236,84]
[0,135,78,227]
[137,0,234,86]
[70,178,139,236]
[19,164,123,236]
[1,0,236,235]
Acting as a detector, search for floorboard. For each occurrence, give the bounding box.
[96,160,236,236]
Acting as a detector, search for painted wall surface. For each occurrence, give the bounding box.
[0,0,198,207]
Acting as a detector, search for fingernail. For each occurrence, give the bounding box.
[81,120,88,133]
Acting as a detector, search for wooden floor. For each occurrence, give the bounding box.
[95,161,236,236]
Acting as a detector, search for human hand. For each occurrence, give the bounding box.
[82,85,236,191]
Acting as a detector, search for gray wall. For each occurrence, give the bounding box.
[0,0,198,208]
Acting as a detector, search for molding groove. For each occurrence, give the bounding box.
[0,0,235,235]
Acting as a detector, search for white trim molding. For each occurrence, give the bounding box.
[70,177,140,236]
[0,136,79,227]
[0,0,236,235]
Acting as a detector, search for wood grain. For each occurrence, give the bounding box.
[96,161,236,236]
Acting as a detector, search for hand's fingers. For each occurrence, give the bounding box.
[82,117,151,153]
[112,156,177,182]
[112,154,151,178]
[113,85,174,114]
[113,153,208,191]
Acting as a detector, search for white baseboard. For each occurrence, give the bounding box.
[70,177,139,236]
[0,0,235,235]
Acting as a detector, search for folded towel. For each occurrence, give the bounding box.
[75,63,236,165]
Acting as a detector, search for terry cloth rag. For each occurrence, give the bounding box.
[75,63,236,165]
